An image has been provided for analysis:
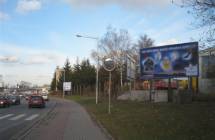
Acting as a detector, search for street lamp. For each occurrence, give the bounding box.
[62,69,65,99]
[76,34,99,104]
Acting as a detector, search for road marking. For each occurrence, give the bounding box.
[25,114,39,121]
[9,114,26,121]
[0,114,14,120]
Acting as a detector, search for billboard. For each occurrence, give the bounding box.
[140,42,198,79]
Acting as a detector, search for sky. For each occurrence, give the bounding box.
[0,0,203,86]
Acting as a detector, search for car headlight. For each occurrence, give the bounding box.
[0,101,3,104]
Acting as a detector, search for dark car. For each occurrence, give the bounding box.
[28,96,45,108]
[8,96,21,105]
[0,96,10,108]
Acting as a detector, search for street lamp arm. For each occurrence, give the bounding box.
[76,34,99,40]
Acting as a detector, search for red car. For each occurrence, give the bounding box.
[0,96,10,108]
[28,95,45,108]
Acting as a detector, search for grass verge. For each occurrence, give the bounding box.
[65,95,215,140]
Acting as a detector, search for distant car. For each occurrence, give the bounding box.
[19,94,24,98]
[0,96,10,108]
[28,96,45,108]
[41,94,49,101]
[25,95,30,100]
[8,95,21,105]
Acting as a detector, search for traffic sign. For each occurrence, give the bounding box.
[63,82,71,91]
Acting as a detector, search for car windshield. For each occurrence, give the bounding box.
[0,96,5,99]
[9,96,16,99]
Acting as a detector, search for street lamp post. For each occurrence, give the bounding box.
[76,34,99,104]
[63,69,65,99]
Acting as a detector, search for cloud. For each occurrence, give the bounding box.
[23,53,62,65]
[0,55,19,63]
[16,0,42,14]
[0,11,10,21]
[0,42,74,66]
[0,42,73,85]
[64,0,171,8]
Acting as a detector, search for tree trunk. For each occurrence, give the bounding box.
[79,85,82,96]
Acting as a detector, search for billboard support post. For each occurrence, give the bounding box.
[188,76,193,94]
[168,78,172,102]
[149,80,153,102]
[196,77,199,94]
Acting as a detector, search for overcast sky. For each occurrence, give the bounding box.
[0,0,202,86]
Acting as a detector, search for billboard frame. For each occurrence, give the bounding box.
[140,42,199,80]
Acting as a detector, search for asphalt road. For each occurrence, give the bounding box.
[0,97,110,140]
[0,98,56,140]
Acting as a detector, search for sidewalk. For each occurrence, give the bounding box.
[24,98,109,140]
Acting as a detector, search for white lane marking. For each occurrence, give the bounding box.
[25,114,39,121]
[0,114,14,120]
[9,114,26,121]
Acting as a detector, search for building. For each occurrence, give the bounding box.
[19,81,32,89]
[0,75,4,92]
[199,46,215,94]
[55,66,64,91]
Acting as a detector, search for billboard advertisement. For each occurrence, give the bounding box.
[140,42,198,79]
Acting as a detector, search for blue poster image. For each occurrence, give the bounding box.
[140,42,198,79]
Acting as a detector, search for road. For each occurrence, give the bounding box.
[0,97,110,140]
[0,98,56,140]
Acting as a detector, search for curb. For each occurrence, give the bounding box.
[10,101,57,140]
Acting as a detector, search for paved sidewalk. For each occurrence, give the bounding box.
[24,98,109,140]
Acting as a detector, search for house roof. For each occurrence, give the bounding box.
[199,46,215,56]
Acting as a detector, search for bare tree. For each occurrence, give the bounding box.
[93,26,132,88]
[174,0,215,47]
[130,34,154,62]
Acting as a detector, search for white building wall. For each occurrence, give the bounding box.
[199,48,215,94]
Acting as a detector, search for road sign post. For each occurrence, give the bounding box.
[103,58,115,114]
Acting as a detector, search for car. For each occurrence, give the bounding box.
[8,95,21,105]
[0,96,10,108]
[41,94,49,101]
[25,95,30,100]
[19,94,24,98]
[28,95,45,108]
